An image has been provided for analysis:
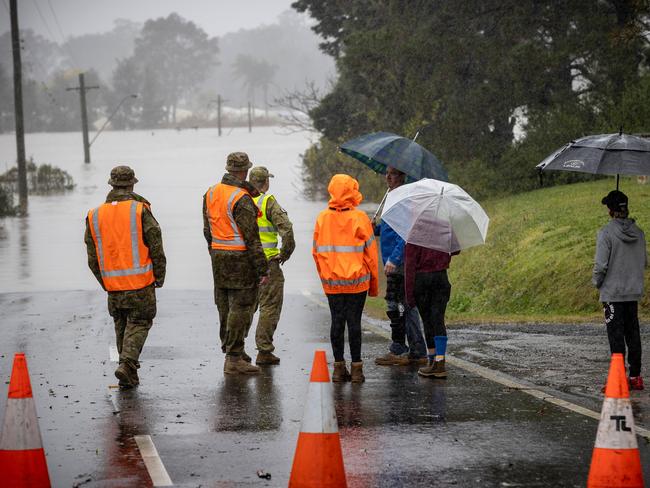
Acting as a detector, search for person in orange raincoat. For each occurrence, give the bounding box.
[312,174,379,383]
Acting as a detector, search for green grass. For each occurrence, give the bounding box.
[365,177,650,323]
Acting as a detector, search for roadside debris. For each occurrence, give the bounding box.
[256,470,271,480]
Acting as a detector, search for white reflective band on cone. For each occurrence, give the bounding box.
[594,398,639,449]
[300,382,338,434]
[0,398,44,450]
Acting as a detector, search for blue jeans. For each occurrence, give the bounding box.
[386,299,427,357]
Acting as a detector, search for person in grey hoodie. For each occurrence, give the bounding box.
[593,190,647,390]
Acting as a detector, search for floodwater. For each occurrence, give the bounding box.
[0,127,325,294]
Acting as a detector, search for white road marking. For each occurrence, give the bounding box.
[108,390,119,414]
[108,334,173,484]
[109,345,119,362]
[134,435,173,486]
[300,289,650,441]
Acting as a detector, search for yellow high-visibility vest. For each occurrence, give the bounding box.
[254,193,280,259]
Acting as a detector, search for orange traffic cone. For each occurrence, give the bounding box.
[289,350,347,488]
[587,353,644,488]
[0,353,51,487]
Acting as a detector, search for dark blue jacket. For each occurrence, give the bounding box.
[375,220,405,266]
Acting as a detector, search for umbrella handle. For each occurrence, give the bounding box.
[372,190,389,225]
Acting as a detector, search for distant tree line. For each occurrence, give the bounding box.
[0,11,334,134]
[0,14,217,132]
[293,0,650,200]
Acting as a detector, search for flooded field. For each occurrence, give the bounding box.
[0,127,324,293]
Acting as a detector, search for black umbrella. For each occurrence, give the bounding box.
[340,131,448,222]
[536,131,650,189]
[340,131,448,182]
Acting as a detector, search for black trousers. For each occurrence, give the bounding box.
[604,301,642,377]
[414,271,451,349]
[326,291,367,363]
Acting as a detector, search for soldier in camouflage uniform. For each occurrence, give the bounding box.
[248,166,295,365]
[85,165,166,389]
[203,152,269,375]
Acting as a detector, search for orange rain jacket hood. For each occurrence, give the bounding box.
[312,174,379,296]
[327,173,363,210]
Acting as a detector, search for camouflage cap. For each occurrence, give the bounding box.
[108,165,138,187]
[226,152,253,171]
[249,166,275,182]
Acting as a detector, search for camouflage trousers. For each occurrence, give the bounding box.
[251,259,285,352]
[108,285,156,370]
[216,285,259,356]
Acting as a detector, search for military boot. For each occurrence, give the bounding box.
[224,355,260,375]
[350,362,365,383]
[132,367,140,386]
[256,351,280,365]
[115,363,138,389]
[241,351,252,363]
[375,352,410,366]
[332,361,351,382]
[418,359,447,378]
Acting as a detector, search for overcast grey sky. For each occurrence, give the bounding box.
[2,0,302,41]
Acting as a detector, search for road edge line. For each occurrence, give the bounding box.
[301,290,650,441]
[134,434,173,486]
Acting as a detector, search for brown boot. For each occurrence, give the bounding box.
[224,355,260,375]
[256,351,281,365]
[375,352,410,366]
[418,359,447,378]
[350,362,365,383]
[241,351,252,363]
[115,363,138,389]
[332,361,351,382]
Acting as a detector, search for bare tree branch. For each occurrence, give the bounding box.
[270,80,327,134]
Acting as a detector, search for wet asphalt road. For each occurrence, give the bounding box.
[0,290,649,487]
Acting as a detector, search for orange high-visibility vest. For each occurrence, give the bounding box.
[312,209,379,295]
[205,183,250,251]
[88,200,155,291]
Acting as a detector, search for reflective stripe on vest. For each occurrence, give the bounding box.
[254,193,280,259]
[312,235,375,254]
[320,273,371,287]
[206,183,248,251]
[88,200,155,291]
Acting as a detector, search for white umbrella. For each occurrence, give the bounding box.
[380,178,489,253]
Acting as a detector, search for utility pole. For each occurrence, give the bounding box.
[10,0,27,215]
[209,96,226,136]
[247,102,252,133]
[67,73,99,163]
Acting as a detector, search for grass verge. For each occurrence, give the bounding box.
[364,177,650,323]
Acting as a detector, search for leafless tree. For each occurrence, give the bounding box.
[271,80,328,134]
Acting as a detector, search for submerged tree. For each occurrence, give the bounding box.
[130,13,219,125]
[232,54,278,114]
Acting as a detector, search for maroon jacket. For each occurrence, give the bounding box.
[404,243,458,307]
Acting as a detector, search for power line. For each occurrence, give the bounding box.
[30,0,80,69]
[46,0,67,43]
[41,0,81,68]
[30,0,56,41]
[20,40,64,109]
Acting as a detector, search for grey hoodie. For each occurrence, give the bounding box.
[592,218,647,302]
